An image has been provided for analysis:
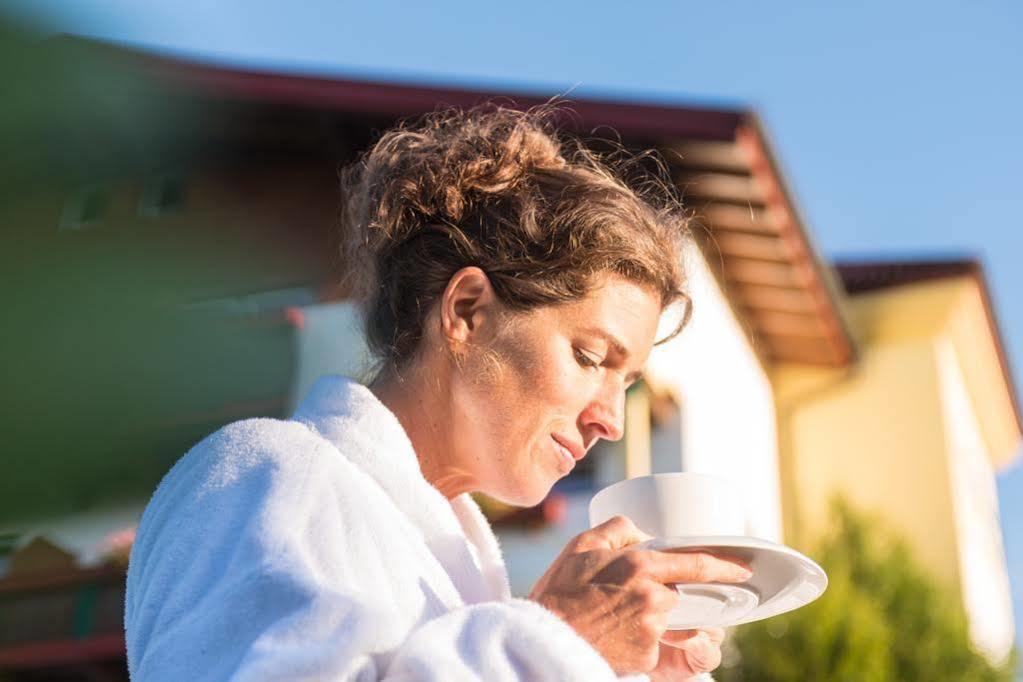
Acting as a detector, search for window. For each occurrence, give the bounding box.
[59,186,108,230]
[138,171,186,218]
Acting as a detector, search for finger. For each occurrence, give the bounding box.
[682,631,723,674]
[642,581,682,613]
[576,515,652,551]
[659,629,701,648]
[703,627,726,646]
[639,550,752,584]
[661,627,726,648]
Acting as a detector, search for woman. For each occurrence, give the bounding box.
[125,105,751,681]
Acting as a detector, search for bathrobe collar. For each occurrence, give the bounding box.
[292,375,511,604]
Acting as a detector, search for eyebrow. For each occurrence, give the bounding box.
[580,326,644,384]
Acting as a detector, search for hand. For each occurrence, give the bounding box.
[528,516,751,675]
[649,628,726,681]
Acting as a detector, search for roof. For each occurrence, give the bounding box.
[837,259,979,294]
[61,36,858,368]
[836,257,1022,436]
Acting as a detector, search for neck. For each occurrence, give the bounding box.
[370,365,479,500]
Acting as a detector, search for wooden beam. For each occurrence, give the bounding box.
[742,308,831,338]
[723,258,810,288]
[695,204,779,234]
[709,232,794,262]
[735,123,856,366]
[665,140,747,173]
[726,282,819,314]
[677,171,763,204]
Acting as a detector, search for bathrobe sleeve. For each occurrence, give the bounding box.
[125,419,623,682]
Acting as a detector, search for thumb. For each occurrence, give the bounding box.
[576,515,652,551]
[662,628,726,648]
[660,629,702,648]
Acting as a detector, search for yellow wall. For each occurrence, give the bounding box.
[771,276,1020,592]
[944,285,1021,469]
[773,341,961,583]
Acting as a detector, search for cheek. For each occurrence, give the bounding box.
[460,339,541,448]
[466,322,594,489]
[495,332,580,417]
[467,338,545,456]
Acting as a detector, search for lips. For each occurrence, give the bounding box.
[550,436,575,472]
[550,433,585,462]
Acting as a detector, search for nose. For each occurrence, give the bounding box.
[580,385,626,445]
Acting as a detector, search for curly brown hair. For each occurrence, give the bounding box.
[338,103,691,372]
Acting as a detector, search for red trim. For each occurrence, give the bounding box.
[61,37,745,140]
[0,567,125,595]
[0,634,125,668]
[735,120,857,366]
[283,306,306,330]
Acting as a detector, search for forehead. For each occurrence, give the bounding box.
[532,275,662,353]
[562,276,659,319]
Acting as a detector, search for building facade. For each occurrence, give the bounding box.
[1,35,1017,675]
[772,261,1020,663]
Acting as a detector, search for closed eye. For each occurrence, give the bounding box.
[574,347,601,369]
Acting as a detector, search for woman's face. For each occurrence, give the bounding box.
[451,274,663,507]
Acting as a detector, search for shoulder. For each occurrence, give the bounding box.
[140,416,370,529]
[124,416,411,659]
[190,416,345,477]
[129,415,388,583]
[204,416,327,462]
[192,417,336,485]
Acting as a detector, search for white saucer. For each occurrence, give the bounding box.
[638,536,828,629]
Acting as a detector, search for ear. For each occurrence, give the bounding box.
[439,266,498,348]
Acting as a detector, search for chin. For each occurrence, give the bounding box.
[489,476,557,509]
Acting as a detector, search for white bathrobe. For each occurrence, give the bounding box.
[126,375,703,681]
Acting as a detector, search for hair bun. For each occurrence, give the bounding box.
[367,105,567,228]
[338,103,690,370]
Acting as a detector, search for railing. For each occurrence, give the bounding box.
[0,566,127,671]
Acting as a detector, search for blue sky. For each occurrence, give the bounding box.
[7,0,1023,653]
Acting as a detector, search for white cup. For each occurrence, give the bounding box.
[588,472,746,538]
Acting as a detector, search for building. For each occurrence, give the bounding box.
[773,258,1021,662]
[0,33,1016,676]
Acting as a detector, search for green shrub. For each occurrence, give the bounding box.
[717,499,1017,682]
